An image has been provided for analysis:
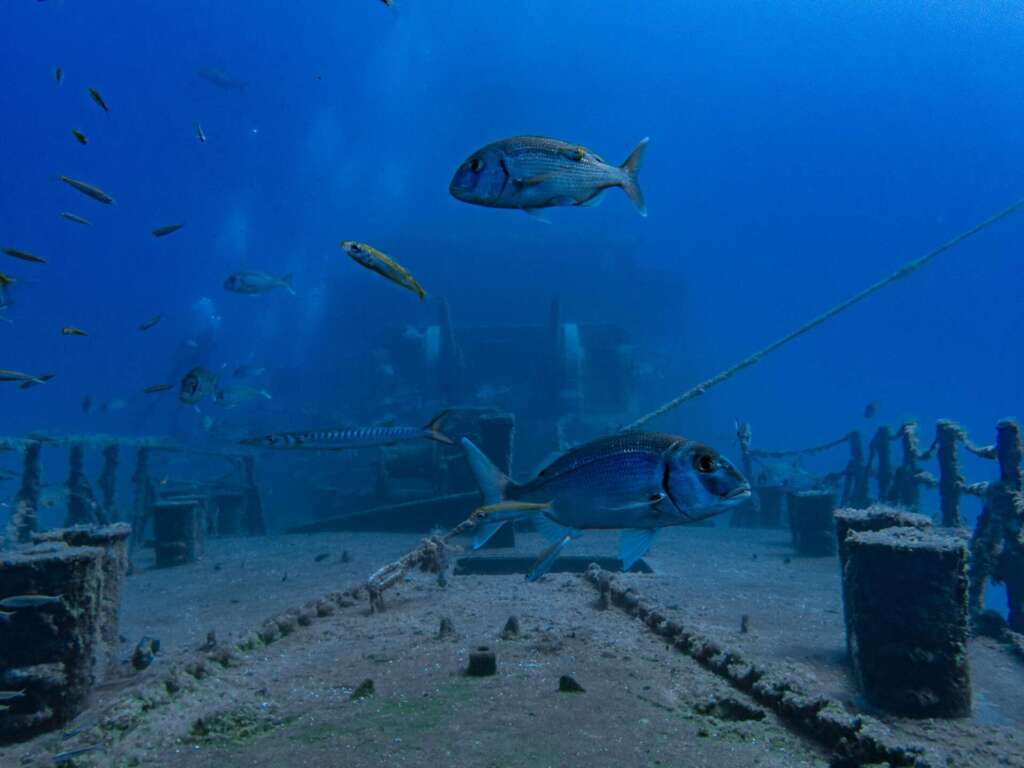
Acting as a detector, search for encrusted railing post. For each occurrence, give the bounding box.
[968,419,1024,630]
[65,444,101,526]
[8,441,42,543]
[843,431,870,509]
[868,425,893,501]
[98,444,119,522]
[130,447,155,549]
[936,420,964,527]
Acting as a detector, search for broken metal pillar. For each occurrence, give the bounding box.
[0,544,104,744]
[843,526,970,718]
[868,426,893,501]
[153,499,204,567]
[842,432,870,509]
[786,490,836,555]
[888,422,923,510]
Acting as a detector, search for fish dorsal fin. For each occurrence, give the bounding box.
[619,529,657,571]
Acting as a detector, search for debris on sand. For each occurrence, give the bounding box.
[437,616,456,640]
[558,675,585,693]
[500,615,520,640]
[350,679,375,700]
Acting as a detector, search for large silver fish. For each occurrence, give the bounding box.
[449,136,648,217]
[241,411,452,450]
[462,431,750,580]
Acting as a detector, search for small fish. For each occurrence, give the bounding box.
[62,326,88,336]
[2,247,46,264]
[61,728,83,740]
[143,383,174,394]
[59,176,115,205]
[179,366,218,404]
[151,224,183,238]
[473,500,552,520]
[461,431,749,581]
[223,271,295,296]
[214,385,271,408]
[0,272,16,287]
[81,395,92,414]
[241,411,453,450]
[197,67,248,91]
[138,313,162,331]
[232,365,266,379]
[0,690,25,702]
[0,369,55,388]
[55,66,63,86]
[450,136,649,217]
[314,553,329,563]
[341,241,425,299]
[53,745,105,764]
[87,87,109,112]
[0,594,62,609]
[71,129,88,145]
[864,401,879,419]
[60,212,91,226]
[195,122,206,143]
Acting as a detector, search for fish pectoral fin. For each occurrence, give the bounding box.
[577,190,607,208]
[532,510,574,542]
[513,173,552,188]
[520,207,551,223]
[472,521,507,550]
[619,529,657,572]
[527,533,574,582]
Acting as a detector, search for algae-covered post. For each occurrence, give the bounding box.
[844,526,970,718]
[867,425,892,501]
[97,444,119,522]
[888,421,924,509]
[936,420,965,527]
[786,490,836,555]
[65,444,101,526]
[968,419,1024,630]
[8,441,42,544]
[833,505,933,663]
[130,447,155,549]
[241,456,266,535]
[841,431,870,509]
[153,498,204,567]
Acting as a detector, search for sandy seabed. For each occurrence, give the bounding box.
[2,527,1022,767]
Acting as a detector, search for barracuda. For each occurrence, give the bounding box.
[240,411,452,450]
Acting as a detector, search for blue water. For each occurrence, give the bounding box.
[1,4,1020,524]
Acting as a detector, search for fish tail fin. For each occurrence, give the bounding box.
[414,281,427,300]
[462,437,518,548]
[619,137,649,217]
[424,410,453,444]
[281,274,296,295]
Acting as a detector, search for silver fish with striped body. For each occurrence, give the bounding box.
[461,431,750,581]
[449,135,648,217]
[240,411,452,450]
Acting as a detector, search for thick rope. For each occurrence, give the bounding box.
[624,198,1024,431]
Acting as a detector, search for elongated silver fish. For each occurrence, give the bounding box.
[60,212,92,226]
[462,432,749,580]
[198,67,248,91]
[341,241,425,299]
[59,176,115,205]
[224,271,294,296]
[241,411,452,450]
[152,224,183,238]
[0,594,62,609]
[450,136,648,217]
[0,690,25,701]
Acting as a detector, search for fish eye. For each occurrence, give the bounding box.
[350,243,361,253]
[694,453,716,474]
[468,157,482,172]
